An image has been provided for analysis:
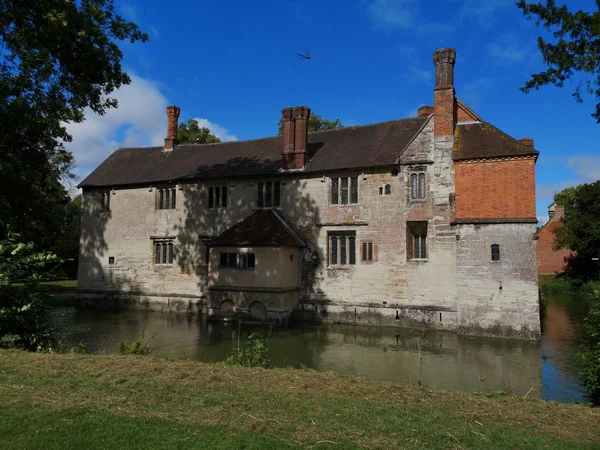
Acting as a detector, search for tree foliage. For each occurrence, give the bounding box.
[577,306,600,406]
[553,181,600,281]
[0,237,64,351]
[177,119,221,144]
[277,112,343,135]
[517,1,600,123]
[0,0,147,247]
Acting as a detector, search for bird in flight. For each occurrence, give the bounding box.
[297,49,311,60]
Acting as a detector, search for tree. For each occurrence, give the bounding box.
[0,0,147,246]
[577,306,600,406]
[553,181,600,281]
[277,112,343,135]
[177,119,221,144]
[517,1,600,123]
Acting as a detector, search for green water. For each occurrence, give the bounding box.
[53,292,594,403]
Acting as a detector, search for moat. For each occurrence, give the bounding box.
[54,291,594,403]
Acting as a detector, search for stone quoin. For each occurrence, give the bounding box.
[77,47,541,339]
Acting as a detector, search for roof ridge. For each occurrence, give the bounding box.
[307,116,426,136]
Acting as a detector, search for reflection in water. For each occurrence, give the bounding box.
[53,292,594,403]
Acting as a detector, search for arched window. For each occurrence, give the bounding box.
[491,244,500,261]
[410,172,426,200]
[384,184,391,195]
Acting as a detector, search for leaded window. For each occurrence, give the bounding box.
[410,172,426,200]
[362,241,376,262]
[155,242,174,264]
[257,181,281,207]
[329,233,356,266]
[219,252,255,269]
[407,221,428,260]
[208,186,228,208]
[331,177,358,205]
[157,187,176,209]
[491,244,500,262]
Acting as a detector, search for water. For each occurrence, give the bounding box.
[53,293,595,403]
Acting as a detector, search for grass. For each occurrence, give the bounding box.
[1,352,599,449]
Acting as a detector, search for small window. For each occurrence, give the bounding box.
[154,242,174,264]
[157,187,176,210]
[384,184,391,195]
[362,242,377,263]
[379,187,383,195]
[331,177,358,205]
[391,168,399,177]
[407,221,428,260]
[99,191,110,212]
[491,244,500,261]
[410,172,426,200]
[329,232,356,266]
[108,257,115,265]
[257,182,280,207]
[208,186,228,208]
[219,252,255,269]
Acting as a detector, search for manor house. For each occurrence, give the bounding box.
[78,48,541,339]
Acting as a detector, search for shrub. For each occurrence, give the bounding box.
[577,306,600,406]
[0,237,64,352]
[118,325,156,355]
[226,332,271,368]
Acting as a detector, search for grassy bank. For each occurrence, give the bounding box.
[542,276,600,299]
[1,352,599,449]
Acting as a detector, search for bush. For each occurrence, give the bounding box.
[118,325,156,355]
[577,306,600,406]
[226,332,271,368]
[0,237,64,352]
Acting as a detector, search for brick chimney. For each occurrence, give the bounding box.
[417,105,434,118]
[433,48,456,137]
[554,204,565,220]
[519,138,534,149]
[281,106,311,170]
[164,105,180,151]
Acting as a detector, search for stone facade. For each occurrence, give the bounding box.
[78,47,541,339]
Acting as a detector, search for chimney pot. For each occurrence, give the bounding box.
[164,105,181,151]
[417,105,434,118]
[519,138,534,149]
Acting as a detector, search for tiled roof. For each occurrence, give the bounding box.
[454,122,539,161]
[78,118,428,188]
[211,209,305,247]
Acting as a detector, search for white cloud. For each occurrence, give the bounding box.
[192,118,238,142]
[365,0,454,34]
[65,74,168,181]
[566,155,600,183]
[487,33,532,63]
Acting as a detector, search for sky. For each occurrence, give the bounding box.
[65,0,600,224]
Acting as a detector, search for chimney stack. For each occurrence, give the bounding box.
[519,138,534,149]
[417,105,434,118]
[281,106,311,170]
[164,105,180,151]
[433,48,456,137]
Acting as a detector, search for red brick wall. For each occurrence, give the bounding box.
[454,157,536,219]
[537,210,572,274]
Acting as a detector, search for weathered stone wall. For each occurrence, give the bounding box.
[78,116,540,339]
[455,223,540,339]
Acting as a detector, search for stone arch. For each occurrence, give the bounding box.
[219,299,235,317]
[249,301,267,321]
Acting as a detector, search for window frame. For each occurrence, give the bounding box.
[328,231,357,267]
[361,241,377,263]
[491,244,501,262]
[156,187,177,210]
[208,185,228,209]
[330,176,359,205]
[409,171,427,201]
[407,221,428,261]
[219,252,256,270]
[257,181,281,208]
[154,240,175,265]
[98,191,111,212]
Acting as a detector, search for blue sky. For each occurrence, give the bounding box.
[66,0,600,223]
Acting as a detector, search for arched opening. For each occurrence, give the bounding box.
[219,299,235,317]
[249,301,267,321]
